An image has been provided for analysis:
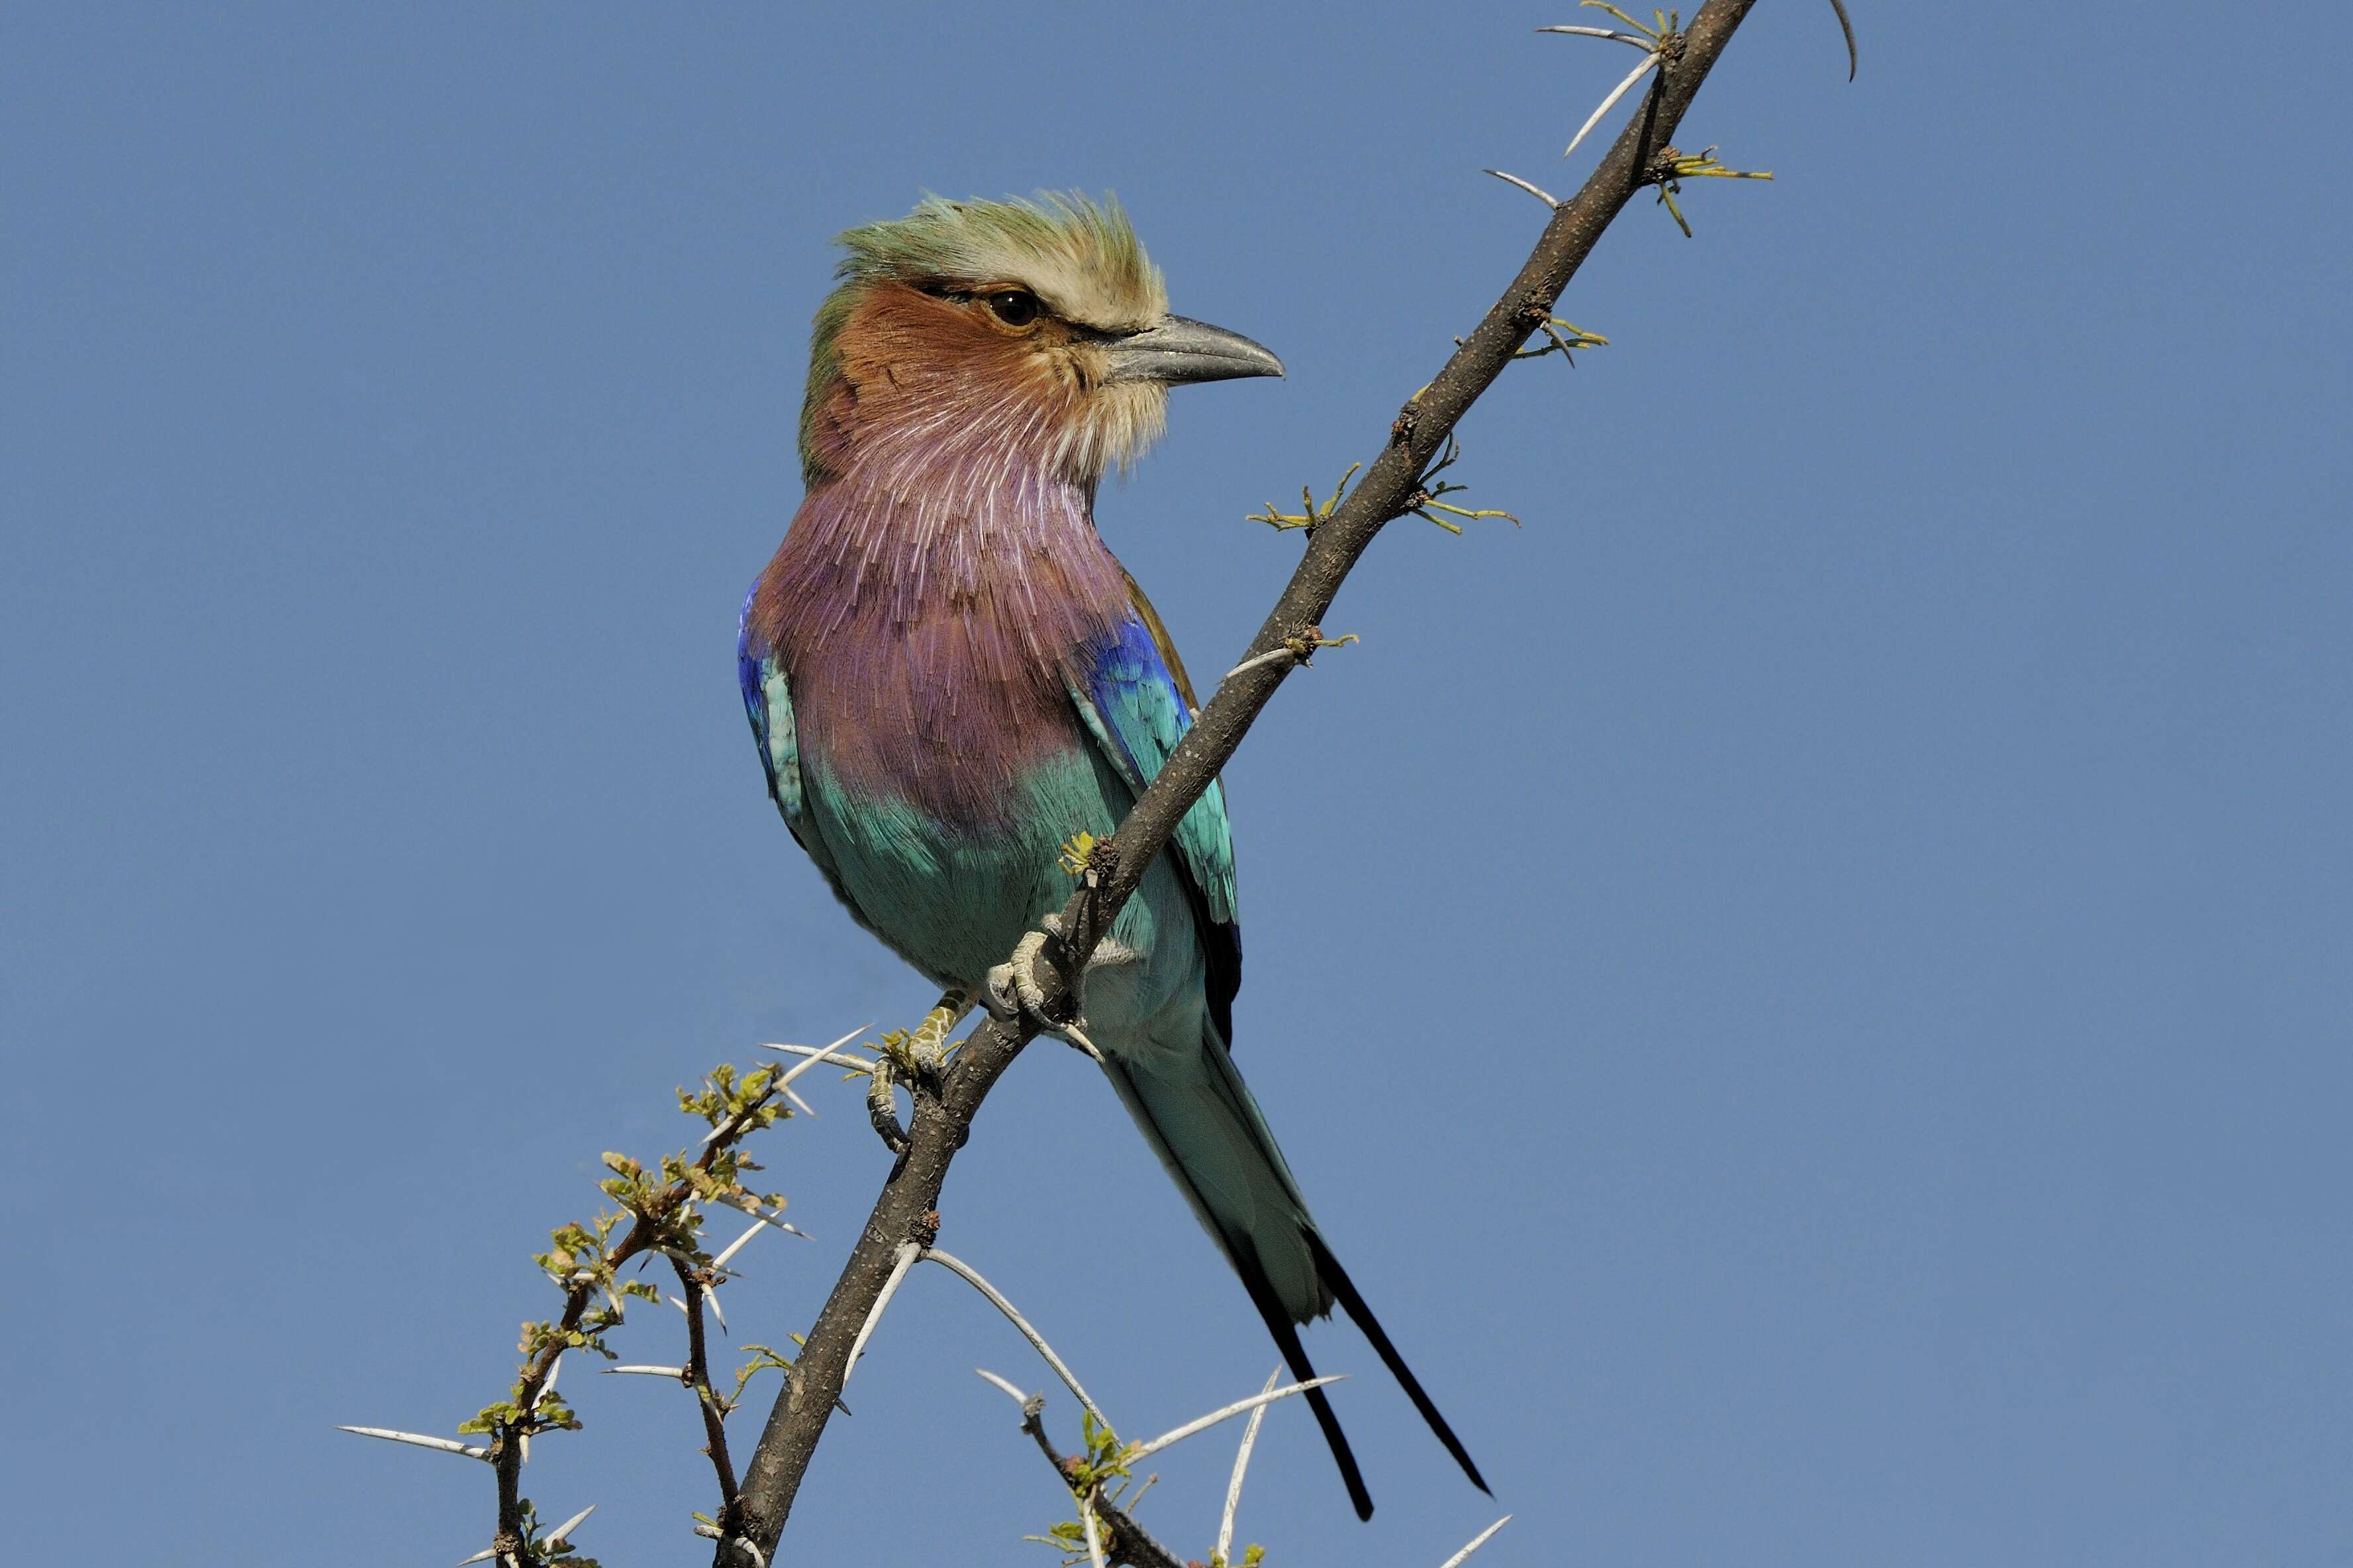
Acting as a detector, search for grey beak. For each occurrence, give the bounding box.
[1100,315,1284,386]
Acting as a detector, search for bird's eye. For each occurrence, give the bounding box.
[984,289,1041,328]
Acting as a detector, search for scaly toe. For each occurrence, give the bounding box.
[1008,930,1053,1013]
[983,962,1021,1022]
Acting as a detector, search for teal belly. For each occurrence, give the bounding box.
[803,741,1198,1022]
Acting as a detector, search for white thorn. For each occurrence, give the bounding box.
[781,1084,818,1119]
[1563,50,1659,160]
[1079,1494,1108,1568]
[602,1364,690,1379]
[975,1367,1031,1406]
[841,1240,920,1388]
[703,1285,728,1334]
[1216,1368,1284,1566]
[1537,23,1655,48]
[765,1024,877,1085]
[716,1195,809,1240]
[788,1021,872,1070]
[1437,1515,1514,1568]
[710,1215,767,1272]
[336,1425,489,1461]
[1125,1376,1348,1462]
[1222,645,1299,683]
[693,1524,768,1567]
[921,1248,1106,1427]
[668,1294,689,1315]
[544,1503,595,1548]
[456,1549,499,1565]
[1057,1021,1104,1063]
[1484,167,1561,208]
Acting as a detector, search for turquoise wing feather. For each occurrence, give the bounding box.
[738,596,861,920]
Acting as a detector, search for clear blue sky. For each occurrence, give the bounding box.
[6,5,2348,1563]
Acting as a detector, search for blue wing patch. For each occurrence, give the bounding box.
[1069,615,1243,1042]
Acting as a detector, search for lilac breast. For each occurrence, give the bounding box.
[747,453,1133,834]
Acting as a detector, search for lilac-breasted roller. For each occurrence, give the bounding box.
[738,195,1482,1516]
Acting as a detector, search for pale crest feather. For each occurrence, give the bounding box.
[832,192,1167,331]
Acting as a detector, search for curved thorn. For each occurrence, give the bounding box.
[1483,168,1561,208]
[923,1248,1108,1427]
[975,1367,1032,1406]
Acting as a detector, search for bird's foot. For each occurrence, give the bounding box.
[865,1053,908,1155]
[865,991,977,1156]
[904,990,972,1081]
[983,915,1102,1062]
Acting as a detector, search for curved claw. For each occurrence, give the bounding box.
[865,1054,908,1154]
[983,924,1102,1061]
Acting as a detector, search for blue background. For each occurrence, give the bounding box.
[6,3,2348,1563]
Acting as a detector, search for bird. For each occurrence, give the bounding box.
[737,193,1484,1518]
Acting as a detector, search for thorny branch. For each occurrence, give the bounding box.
[726,1,1847,1556]
[673,1254,740,1508]
[350,3,1853,1559]
[342,1041,851,1565]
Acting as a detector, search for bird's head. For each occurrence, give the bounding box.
[798,193,1281,489]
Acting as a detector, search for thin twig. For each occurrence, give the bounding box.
[674,1254,740,1504]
